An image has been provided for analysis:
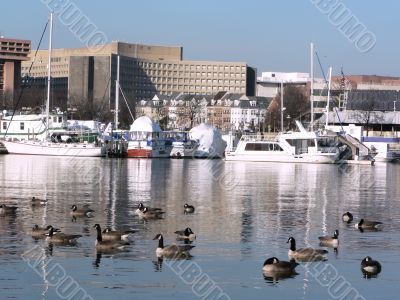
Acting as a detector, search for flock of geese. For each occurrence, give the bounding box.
[262,211,383,280]
[1,200,384,281]
[0,199,197,260]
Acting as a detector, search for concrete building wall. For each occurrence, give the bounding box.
[93,56,111,105]
[68,56,90,102]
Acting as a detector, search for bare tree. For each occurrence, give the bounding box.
[188,99,200,128]
[267,85,309,131]
[352,98,385,137]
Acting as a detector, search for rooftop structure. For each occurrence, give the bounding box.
[0,37,31,106]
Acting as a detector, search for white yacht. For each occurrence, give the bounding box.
[225,128,341,164]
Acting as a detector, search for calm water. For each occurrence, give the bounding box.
[1,155,400,300]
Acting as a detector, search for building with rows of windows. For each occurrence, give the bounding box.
[21,41,256,112]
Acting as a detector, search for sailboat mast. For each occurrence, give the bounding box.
[45,13,53,134]
[280,79,284,132]
[115,55,120,131]
[310,42,314,131]
[326,67,332,128]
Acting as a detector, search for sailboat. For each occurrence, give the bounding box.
[2,14,105,157]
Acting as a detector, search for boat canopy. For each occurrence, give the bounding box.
[129,116,162,133]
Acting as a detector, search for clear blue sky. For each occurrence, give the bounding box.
[1,0,398,77]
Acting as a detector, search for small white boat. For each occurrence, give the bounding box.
[225,128,341,164]
[127,116,172,158]
[165,131,198,158]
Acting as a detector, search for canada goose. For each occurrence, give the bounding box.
[0,204,18,216]
[174,227,196,241]
[46,227,82,244]
[153,233,195,258]
[101,227,136,241]
[31,225,60,238]
[262,257,299,274]
[342,212,353,223]
[94,224,130,250]
[287,237,328,262]
[70,205,94,217]
[134,203,163,215]
[361,256,382,276]
[355,219,383,230]
[318,230,339,248]
[138,207,165,219]
[31,197,47,206]
[184,204,195,214]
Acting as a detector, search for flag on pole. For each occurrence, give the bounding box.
[340,67,350,90]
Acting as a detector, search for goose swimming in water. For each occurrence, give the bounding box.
[153,234,195,258]
[361,256,382,276]
[134,203,163,215]
[70,205,94,217]
[46,227,82,244]
[101,227,136,241]
[262,257,299,274]
[342,212,353,223]
[0,204,17,216]
[94,224,130,250]
[318,230,339,248]
[31,197,47,206]
[184,204,195,214]
[138,207,165,220]
[31,225,60,238]
[355,219,383,230]
[174,227,196,241]
[287,237,328,262]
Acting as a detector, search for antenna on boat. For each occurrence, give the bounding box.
[45,12,53,134]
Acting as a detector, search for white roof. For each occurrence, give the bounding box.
[129,116,162,132]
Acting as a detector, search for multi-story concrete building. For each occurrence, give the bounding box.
[0,37,31,106]
[257,72,309,98]
[21,41,256,114]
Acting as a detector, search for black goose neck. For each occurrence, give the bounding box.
[96,227,103,242]
[158,236,164,248]
[289,239,296,251]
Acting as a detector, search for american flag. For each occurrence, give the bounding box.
[340,67,350,90]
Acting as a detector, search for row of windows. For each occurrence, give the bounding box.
[245,143,283,151]
[149,85,244,91]
[146,78,245,85]
[138,62,245,72]
[22,64,68,71]
[144,70,245,79]
[1,122,24,130]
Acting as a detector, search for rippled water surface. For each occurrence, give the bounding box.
[1,155,400,299]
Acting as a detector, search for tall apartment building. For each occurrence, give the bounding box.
[21,41,256,112]
[0,37,31,106]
